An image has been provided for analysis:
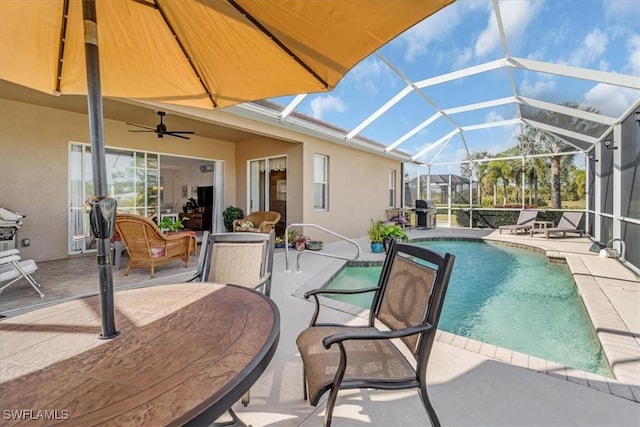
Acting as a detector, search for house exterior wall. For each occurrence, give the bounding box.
[1,97,403,261]
[301,138,401,241]
[0,99,237,261]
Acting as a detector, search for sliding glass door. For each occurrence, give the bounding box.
[248,156,287,236]
[69,144,159,254]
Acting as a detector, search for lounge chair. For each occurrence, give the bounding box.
[0,249,44,297]
[542,212,584,238]
[115,213,196,278]
[498,209,538,234]
[296,240,455,427]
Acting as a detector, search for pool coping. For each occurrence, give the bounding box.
[291,236,640,403]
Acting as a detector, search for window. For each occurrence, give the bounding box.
[389,170,396,207]
[314,154,328,210]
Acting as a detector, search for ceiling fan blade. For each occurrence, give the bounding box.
[165,132,191,140]
[126,122,156,131]
[165,130,194,134]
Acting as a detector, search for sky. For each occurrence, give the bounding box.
[268,0,640,172]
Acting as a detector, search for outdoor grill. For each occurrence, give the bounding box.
[415,199,437,229]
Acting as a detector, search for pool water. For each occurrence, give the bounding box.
[325,240,611,376]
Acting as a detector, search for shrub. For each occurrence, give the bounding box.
[222,206,244,232]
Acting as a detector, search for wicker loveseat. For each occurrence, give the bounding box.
[115,213,196,278]
[233,211,281,234]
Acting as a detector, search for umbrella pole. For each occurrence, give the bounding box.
[83,0,119,339]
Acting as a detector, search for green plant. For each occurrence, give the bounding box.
[381,224,408,242]
[367,219,385,243]
[158,217,187,232]
[222,206,244,232]
[286,228,298,243]
[157,217,173,230]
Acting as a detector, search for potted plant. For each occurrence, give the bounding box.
[158,217,173,234]
[222,206,244,232]
[286,228,298,248]
[293,234,310,251]
[381,223,408,252]
[368,219,385,253]
[183,197,199,213]
[274,236,285,249]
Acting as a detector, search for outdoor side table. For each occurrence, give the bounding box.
[530,220,554,236]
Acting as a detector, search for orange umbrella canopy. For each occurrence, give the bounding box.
[0,0,453,109]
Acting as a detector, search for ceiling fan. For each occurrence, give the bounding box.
[126,111,194,139]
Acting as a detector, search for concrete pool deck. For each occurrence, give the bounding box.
[1,227,639,425]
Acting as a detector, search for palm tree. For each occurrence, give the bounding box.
[486,159,513,205]
[517,126,566,208]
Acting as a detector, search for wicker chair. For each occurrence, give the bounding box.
[296,240,455,427]
[233,211,281,234]
[115,213,196,278]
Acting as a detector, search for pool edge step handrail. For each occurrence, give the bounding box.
[285,223,361,273]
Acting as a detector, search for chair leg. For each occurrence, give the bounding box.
[323,385,340,427]
[241,389,250,407]
[418,383,441,427]
[302,366,308,401]
[12,262,44,298]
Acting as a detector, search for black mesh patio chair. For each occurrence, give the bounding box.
[296,240,455,427]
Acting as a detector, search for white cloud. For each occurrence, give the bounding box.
[568,29,608,68]
[309,95,346,120]
[604,0,640,21]
[346,57,390,94]
[400,2,465,62]
[582,84,639,117]
[485,110,504,122]
[520,74,556,98]
[475,0,543,58]
[453,47,473,68]
[625,34,640,75]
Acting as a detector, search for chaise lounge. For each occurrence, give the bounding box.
[498,209,538,234]
[540,211,584,238]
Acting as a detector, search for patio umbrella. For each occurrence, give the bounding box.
[0,0,454,338]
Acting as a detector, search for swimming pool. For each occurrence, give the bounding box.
[325,239,611,377]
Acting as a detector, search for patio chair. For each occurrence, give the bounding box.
[296,240,455,427]
[543,212,584,238]
[192,230,275,422]
[0,249,44,297]
[114,213,196,278]
[233,211,281,234]
[498,209,538,234]
[193,230,275,296]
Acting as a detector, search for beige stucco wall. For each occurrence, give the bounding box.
[301,138,401,241]
[1,97,403,261]
[0,99,236,261]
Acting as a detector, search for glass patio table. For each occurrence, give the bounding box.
[0,283,280,425]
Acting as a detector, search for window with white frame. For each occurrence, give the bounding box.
[314,154,328,210]
[389,169,396,207]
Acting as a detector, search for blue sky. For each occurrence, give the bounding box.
[269,0,640,168]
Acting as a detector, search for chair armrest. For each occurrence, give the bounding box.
[0,254,22,265]
[303,286,379,299]
[322,323,434,349]
[0,249,20,258]
[303,286,379,326]
[259,221,275,233]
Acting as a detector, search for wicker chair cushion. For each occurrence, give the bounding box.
[296,325,415,405]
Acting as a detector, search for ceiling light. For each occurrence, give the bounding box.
[587,152,598,162]
[603,139,617,150]
[635,111,640,126]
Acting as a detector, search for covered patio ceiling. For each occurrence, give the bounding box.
[225,0,640,166]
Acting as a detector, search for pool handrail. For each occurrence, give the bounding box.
[284,223,361,273]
